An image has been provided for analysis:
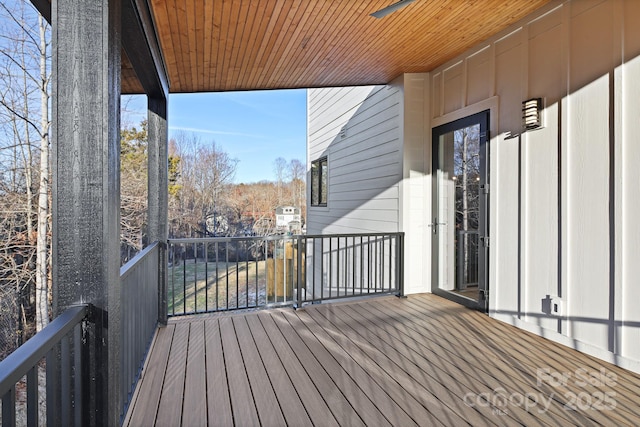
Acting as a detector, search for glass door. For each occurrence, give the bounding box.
[431,110,489,311]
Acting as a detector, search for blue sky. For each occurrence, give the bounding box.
[123,89,307,184]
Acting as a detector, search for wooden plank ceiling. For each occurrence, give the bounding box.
[124,0,551,94]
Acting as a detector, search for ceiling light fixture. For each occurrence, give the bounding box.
[370,0,418,19]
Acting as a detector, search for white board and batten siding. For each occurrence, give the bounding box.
[399,74,431,295]
[429,0,640,372]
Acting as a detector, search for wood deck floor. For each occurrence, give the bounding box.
[124,293,640,426]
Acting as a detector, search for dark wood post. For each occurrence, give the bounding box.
[51,0,122,424]
[148,96,169,325]
[122,0,171,326]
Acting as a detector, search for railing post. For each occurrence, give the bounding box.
[157,241,168,325]
[397,233,406,298]
[75,321,86,425]
[295,236,303,309]
[2,385,16,427]
[26,367,37,426]
[46,347,60,426]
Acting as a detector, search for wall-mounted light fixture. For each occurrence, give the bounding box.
[522,98,543,131]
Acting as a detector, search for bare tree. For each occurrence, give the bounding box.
[0,0,51,339]
[288,158,305,219]
[453,125,480,285]
[120,122,148,263]
[273,156,287,205]
[0,190,31,358]
[245,181,279,236]
[34,12,50,331]
[170,132,238,238]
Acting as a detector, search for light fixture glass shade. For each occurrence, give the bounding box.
[522,98,542,130]
[370,0,418,18]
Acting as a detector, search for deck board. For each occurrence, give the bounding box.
[265,311,367,427]
[155,323,189,427]
[349,299,577,426]
[127,293,640,426]
[369,298,600,426]
[251,313,340,427]
[124,324,175,427]
[412,296,640,426]
[218,317,260,426]
[243,315,314,427]
[297,307,452,426]
[203,318,233,426]
[309,304,499,426]
[232,316,287,426]
[280,309,408,427]
[367,300,588,425]
[403,297,633,426]
[182,321,207,427]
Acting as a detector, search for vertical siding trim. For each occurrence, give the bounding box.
[461,59,468,108]
[559,1,571,337]
[611,0,624,355]
[519,24,528,321]
[489,43,497,98]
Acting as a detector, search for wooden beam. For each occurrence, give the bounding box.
[122,0,170,98]
[147,96,168,325]
[28,0,50,23]
[51,0,122,424]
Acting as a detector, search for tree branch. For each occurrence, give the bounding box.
[0,97,45,139]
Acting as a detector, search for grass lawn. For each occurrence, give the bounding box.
[168,260,270,314]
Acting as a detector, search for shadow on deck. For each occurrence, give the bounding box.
[124,293,640,426]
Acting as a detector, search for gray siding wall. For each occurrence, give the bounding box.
[429,0,640,372]
[307,86,402,234]
[307,77,431,295]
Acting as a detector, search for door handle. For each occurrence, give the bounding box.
[428,220,446,234]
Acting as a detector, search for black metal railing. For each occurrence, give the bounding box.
[1,232,404,422]
[0,304,90,426]
[301,232,404,305]
[0,241,163,426]
[120,242,160,419]
[168,232,404,316]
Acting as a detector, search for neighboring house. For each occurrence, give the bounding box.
[307,0,640,374]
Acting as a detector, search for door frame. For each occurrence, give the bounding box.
[430,109,490,312]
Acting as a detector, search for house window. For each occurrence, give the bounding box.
[311,157,328,206]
